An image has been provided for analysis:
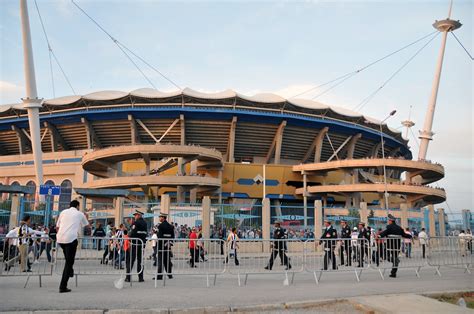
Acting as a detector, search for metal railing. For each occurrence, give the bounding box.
[428,236,473,276]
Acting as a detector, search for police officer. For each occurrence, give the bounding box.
[125,210,148,282]
[339,219,352,266]
[265,221,291,270]
[357,222,370,267]
[155,212,174,280]
[378,214,412,278]
[320,219,338,270]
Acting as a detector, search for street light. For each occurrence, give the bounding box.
[379,110,397,218]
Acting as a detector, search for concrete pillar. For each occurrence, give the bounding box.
[202,196,211,239]
[114,197,124,226]
[428,204,436,237]
[400,203,408,230]
[160,194,170,216]
[176,186,185,203]
[437,208,446,236]
[262,198,271,252]
[9,194,20,228]
[314,200,323,240]
[360,202,368,225]
[190,160,198,203]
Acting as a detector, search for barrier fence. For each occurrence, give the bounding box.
[1,235,472,288]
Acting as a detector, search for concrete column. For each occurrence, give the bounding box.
[160,194,170,216]
[400,203,408,230]
[428,204,436,237]
[360,202,368,225]
[114,197,124,226]
[262,198,271,252]
[437,208,446,236]
[202,196,211,239]
[190,160,198,203]
[314,200,323,240]
[9,194,20,227]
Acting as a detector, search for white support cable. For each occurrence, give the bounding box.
[451,33,474,61]
[71,0,181,90]
[40,128,48,143]
[324,133,339,161]
[353,32,440,112]
[34,0,76,95]
[291,30,438,99]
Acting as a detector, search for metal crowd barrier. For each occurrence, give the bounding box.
[54,236,145,287]
[145,238,225,287]
[0,235,53,287]
[225,239,305,286]
[369,236,430,279]
[304,238,370,284]
[428,236,473,276]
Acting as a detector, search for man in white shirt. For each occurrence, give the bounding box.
[56,200,89,293]
[418,228,428,259]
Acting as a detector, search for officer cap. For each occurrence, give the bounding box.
[353,227,357,231]
[340,219,347,223]
[274,220,281,225]
[358,222,365,226]
[324,219,331,223]
[133,210,144,216]
[159,212,168,218]
[388,214,396,221]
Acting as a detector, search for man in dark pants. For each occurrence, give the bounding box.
[357,222,370,267]
[378,215,412,278]
[155,212,174,280]
[56,200,89,293]
[125,210,148,283]
[320,219,338,270]
[339,220,352,266]
[265,221,291,270]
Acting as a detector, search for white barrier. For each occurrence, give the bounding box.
[225,239,305,286]
[304,238,370,284]
[428,236,473,276]
[54,236,145,287]
[0,236,53,287]
[145,238,226,287]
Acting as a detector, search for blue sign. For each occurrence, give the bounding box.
[215,214,259,219]
[272,215,305,221]
[39,185,61,196]
[171,211,201,218]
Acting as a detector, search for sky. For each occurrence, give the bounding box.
[0,0,472,215]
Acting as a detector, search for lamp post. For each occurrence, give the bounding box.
[379,110,397,218]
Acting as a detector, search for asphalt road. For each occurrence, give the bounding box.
[0,266,472,312]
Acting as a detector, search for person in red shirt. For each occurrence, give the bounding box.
[189,228,198,268]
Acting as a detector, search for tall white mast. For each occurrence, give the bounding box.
[20,0,44,186]
[418,0,462,160]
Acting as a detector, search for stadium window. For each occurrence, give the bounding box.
[59,179,72,210]
[25,180,36,202]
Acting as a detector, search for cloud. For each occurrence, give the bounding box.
[0,81,24,104]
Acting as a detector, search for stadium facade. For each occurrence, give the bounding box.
[0,88,448,235]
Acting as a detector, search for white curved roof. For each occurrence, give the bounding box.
[0,87,406,142]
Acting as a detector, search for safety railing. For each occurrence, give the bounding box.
[225,239,305,286]
[304,238,370,284]
[0,235,53,287]
[428,236,473,276]
[145,238,226,287]
[54,236,145,287]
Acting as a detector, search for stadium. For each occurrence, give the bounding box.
[0,88,447,235]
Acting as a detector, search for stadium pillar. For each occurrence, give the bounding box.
[114,197,124,225]
[400,203,408,230]
[9,194,20,227]
[262,198,271,252]
[20,0,43,188]
[437,208,446,236]
[160,194,170,216]
[202,196,211,239]
[360,202,368,225]
[190,160,198,203]
[428,204,436,237]
[314,200,323,239]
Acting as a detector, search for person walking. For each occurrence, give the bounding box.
[155,212,174,280]
[93,223,106,251]
[265,222,291,270]
[357,222,370,267]
[418,228,428,259]
[225,227,240,265]
[339,220,352,266]
[378,215,412,278]
[125,210,148,283]
[319,219,337,270]
[56,200,89,293]
[404,228,413,258]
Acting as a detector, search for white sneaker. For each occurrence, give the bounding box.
[33,260,40,264]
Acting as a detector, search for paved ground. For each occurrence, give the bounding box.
[0,267,472,312]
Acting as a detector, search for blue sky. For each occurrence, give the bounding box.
[0,0,472,215]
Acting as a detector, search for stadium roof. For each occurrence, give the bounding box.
[0,88,406,142]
